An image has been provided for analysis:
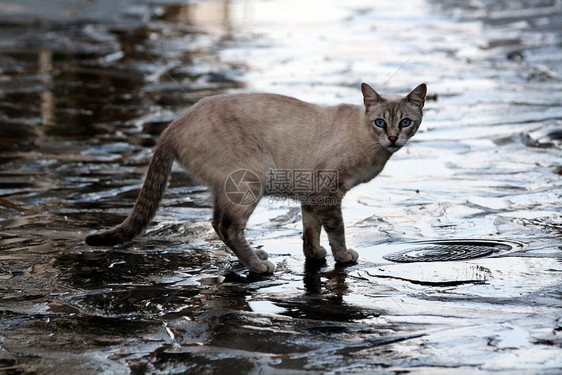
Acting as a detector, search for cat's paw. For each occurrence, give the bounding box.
[334,249,359,263]
[249,260,275,274]
[254,249,269,260]
[304,246,327,260]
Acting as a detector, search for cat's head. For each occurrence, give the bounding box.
[361,83,426,153]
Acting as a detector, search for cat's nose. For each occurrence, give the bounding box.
[388,136,397,144]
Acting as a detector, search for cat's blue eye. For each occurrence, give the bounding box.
[374,118,386,128]
[400,118,412,127]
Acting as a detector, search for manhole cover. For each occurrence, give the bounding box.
[383,240,519,263]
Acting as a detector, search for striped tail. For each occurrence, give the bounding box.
[85,142,175,246]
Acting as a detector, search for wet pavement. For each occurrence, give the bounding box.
[0,0,561,373]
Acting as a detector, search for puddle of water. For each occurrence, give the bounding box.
[360,262,491,286]
[0,0,561,373]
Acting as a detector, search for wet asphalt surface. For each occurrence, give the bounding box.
[0,0,561,373]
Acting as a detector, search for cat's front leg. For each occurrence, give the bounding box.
[301,204,328,259]
[313,203,358,263]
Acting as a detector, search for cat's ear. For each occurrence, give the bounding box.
[361,83,383,108]
[406,83,427,109]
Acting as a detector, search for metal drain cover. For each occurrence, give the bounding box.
[383,240,516,263]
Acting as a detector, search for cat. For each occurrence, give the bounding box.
[85,82,427,273]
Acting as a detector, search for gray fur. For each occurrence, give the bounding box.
[85,83,427,273]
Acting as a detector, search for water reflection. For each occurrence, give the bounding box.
[247,261,386,322]
[39,50,54,129]
[159,2,233,36]
[54,249,214,289]
[1,50,145,145]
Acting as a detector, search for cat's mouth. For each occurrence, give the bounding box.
[380,139,404,153]
[386,145,402,153]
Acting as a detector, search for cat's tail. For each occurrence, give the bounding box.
[85,141,175,246]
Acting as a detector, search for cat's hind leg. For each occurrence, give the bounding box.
[212,196,268,261]
[301,204,327,259]
[215,197,274,273]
